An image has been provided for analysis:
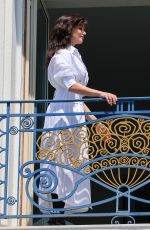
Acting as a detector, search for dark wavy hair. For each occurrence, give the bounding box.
[45,15,88,68]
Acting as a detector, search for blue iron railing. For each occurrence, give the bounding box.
[0,97,150,224]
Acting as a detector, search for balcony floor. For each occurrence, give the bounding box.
[0,224,150,230]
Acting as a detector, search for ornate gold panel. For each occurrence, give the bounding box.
[36,117,150,189]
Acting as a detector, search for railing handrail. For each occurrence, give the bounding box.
[0,96,150,103]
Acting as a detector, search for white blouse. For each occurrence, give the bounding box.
[48,45,89,100]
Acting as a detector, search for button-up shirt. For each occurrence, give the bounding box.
[48,45,89,100]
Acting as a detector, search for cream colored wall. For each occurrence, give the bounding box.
[20,0,37,226]
[0,0,24,227]
[0,0,37,227]
[0,0,24,101]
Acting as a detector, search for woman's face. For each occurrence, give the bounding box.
[71,25,86,46]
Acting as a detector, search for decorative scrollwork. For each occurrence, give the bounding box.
[9,126,18,135]
[37,171,58,195]
[101,159,110,168]
[0,163,5,169]
[0,147,5,154]
[141,120,150,134]
[111,118,139,137]
[111,215,135,224]
[20,163,58,204]
[0,129,6,137]
[119,156,129,165]
[7,196,17,206]
[129,157,139,166]
[129,134,149,154]
[21,117,34,129]
[37,127,89,168]
[83,165,91,174]
[19,161,92,212]
[139,158,148,167]
[91,162,101,171]
[110,157,119,166]
[36,116,150,189]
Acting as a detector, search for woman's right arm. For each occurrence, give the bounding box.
[69,82,117,106]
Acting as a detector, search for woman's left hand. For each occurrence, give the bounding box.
[100,92,117,106]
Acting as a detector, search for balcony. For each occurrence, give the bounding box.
[0,97,150,228]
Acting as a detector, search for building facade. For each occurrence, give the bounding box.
[0,0,150,228]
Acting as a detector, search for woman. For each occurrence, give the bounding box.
[39,15,117,215]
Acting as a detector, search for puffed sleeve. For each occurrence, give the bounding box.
[48,50,77,90]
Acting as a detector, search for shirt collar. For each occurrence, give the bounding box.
[66,45,77,54]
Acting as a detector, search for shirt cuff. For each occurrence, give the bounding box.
[63,78,77,90]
